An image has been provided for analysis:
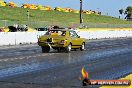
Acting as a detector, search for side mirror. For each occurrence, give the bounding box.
[78,36,80,38]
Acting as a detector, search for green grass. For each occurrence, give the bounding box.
[0,6,132,28]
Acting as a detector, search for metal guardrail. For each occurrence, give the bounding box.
[0,20,132,28]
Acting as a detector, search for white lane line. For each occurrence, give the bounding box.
[3,59,8,62]
[19,57,24,60]
[10,58,15,61]
[0,53,57,62]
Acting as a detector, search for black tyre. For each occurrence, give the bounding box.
[57,48,61,52]
[80,42,85,51]
[41,46,50,53]
[65,44,72,53]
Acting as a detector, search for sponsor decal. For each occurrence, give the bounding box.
[79,67,131,86]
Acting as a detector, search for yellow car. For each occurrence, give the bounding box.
[38,29,86,53]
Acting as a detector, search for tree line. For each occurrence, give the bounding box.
[119,6,132,20]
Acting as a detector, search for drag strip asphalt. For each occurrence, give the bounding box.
[0,38,132,88]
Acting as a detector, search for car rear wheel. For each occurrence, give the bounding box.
[41,46,50,53]
[65,44,71,53]
[80,43,85,51]
[57,48,62,52]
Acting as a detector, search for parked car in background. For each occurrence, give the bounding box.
[35,27,49,38]
[0,28,4,32]
[2,27,9,32]
[2,25,36,32]
[38,29,86,53]
[35,27,48,31]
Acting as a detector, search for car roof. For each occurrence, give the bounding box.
[50,29,75,31]
[50,29,68,31]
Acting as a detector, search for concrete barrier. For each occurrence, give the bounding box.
[0,32,43,46]
[78,30,132,39]
[0,30,132,46]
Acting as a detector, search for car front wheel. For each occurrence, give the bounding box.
[80,43,85,51]
[65,44,71,53]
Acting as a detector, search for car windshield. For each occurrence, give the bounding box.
[45,30,66,36]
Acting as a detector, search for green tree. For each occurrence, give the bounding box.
[126,6,132,13]
[119,9,124,19]
[119,9,124,14]
[125,6,132,19]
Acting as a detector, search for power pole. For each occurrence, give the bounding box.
[80,0,83,24]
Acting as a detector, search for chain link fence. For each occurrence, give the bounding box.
[0,20,132,28]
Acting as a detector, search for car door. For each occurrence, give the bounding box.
[70,31,81,47]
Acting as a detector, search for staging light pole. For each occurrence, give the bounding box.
[80,0,83,24]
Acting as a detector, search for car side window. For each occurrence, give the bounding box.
[70,31,78,38]
[61,31,66,36]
